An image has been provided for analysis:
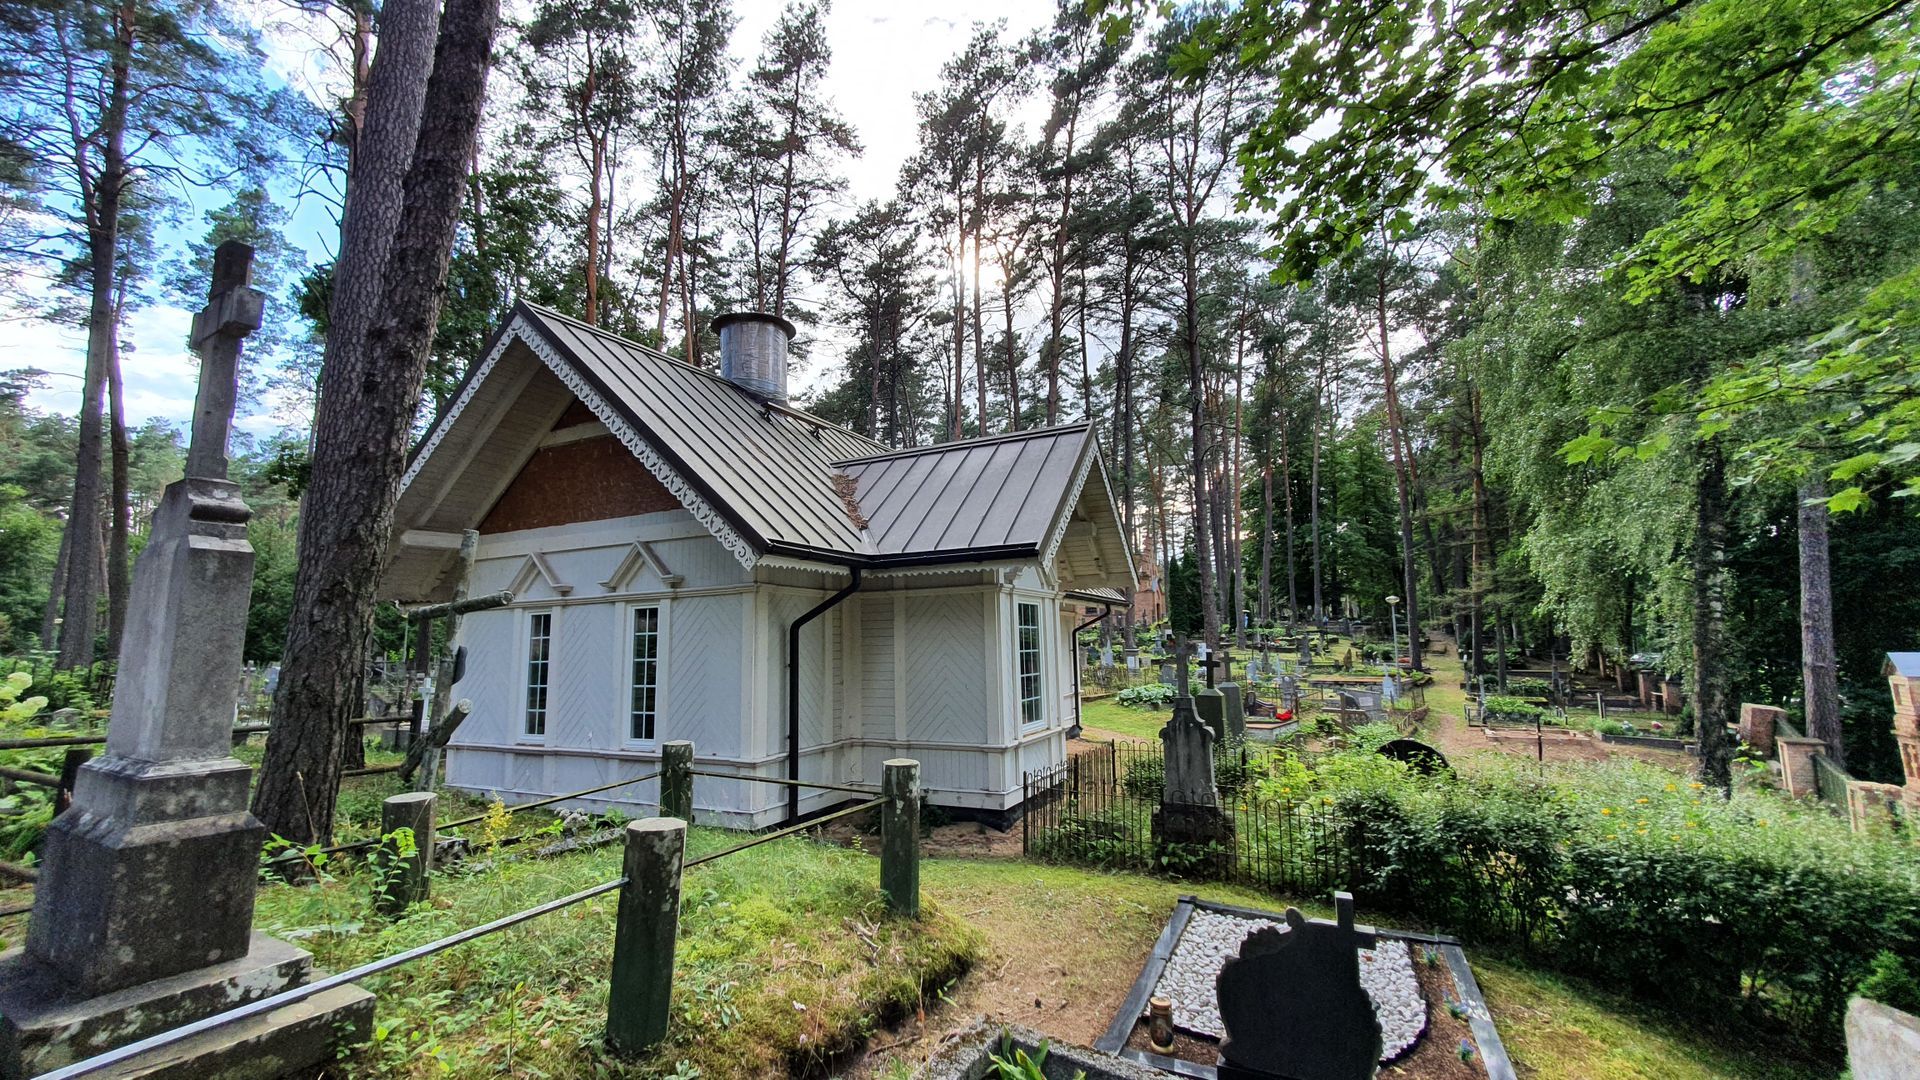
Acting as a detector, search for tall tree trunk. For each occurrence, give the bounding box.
[58,217,116,672]
[254,0,498,844]
[106,318,131,657]
[1376,260,1423,672]
[1309,360,1326,623]
[1469,382,1490,678]
[1798,475,1843,765]
[584,129,603,325]
[1280,408,1298,626]
[1185,254,1219,647]
[41,522,71,650]
[1692,440,1734,789]
[1259,464,1273,626]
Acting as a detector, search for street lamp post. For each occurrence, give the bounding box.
[1385,595,1401,672]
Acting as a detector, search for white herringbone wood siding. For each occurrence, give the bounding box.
[902,592,991,745]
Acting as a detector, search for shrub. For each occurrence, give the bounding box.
[1480,695,1544,722]
[1858,950,1920,1015]
[1507,677,1552,697]
[1115,682,1176,708]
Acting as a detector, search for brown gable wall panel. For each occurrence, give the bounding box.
[479,434,681,534]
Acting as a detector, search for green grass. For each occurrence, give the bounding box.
[1473,956,1823,1080]
[256,827,982,1078]
[909,859,1827,1080]
[1077,697,1170,741]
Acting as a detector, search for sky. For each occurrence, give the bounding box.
[6,0,1059,442]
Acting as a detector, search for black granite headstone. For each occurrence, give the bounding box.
[1216,894,1381,1080]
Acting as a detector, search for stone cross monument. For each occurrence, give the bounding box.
[0,243,370,1077]
[1155,638,1231,862]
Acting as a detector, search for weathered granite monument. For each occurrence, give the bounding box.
[1155,639,1232,859]
[0,244,372,1078]
[1215,893,1382,1080]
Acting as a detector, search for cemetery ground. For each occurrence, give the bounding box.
[0,646,1889,1080]
[0,793,1817,1080]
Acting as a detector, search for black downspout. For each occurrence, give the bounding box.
[1068,603,1116,738]
[788,567,862,824]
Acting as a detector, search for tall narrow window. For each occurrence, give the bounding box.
[524,611,552,736]
[1016,602,1043,728]
[629,605,660,741]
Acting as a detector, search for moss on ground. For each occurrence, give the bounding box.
[256,827,981,1078]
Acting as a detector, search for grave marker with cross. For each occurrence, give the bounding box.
[0,242,372,1077]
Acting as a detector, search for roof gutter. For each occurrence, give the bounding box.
[787,566,861,824]
[1069,602,1116,738]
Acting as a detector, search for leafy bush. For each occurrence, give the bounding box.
[1115,682,1176,708]
[1507,677,1552,697]
[1481,695,1544,722]
[1335,759,1920,1047]
[1347,722,1402,752]
[1858,950,1920,1015]
[1040,739,1920,1053]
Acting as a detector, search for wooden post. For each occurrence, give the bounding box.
[376,791,436,915]
[607,818,685,1055]
[54,747,90,815]
[660,740,693,822]
[881,759,920,919]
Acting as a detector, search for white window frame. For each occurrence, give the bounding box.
[1016,600,1044,730]
[521,608,554,740]
[624,601,668,746]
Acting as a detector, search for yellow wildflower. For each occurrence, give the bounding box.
[1601,807,1613,815]
[1635,797,1649,804]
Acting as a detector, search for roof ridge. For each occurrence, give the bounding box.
[831,422,1092,466]
[516,301,884,451]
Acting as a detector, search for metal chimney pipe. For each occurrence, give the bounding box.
[713,311,795,402]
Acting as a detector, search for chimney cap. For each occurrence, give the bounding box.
[712,311,796,339]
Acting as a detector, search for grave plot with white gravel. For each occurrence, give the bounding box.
[1151,909,1428,1062]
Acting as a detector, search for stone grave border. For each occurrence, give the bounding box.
[1596,732,1697,753]
[1094,895,1516,1080]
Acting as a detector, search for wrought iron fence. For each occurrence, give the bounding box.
[1022,740,1352,897]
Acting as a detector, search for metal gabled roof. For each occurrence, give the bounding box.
[834,425,1092,558]
[385,303,1137,593]
[521,304,887,559]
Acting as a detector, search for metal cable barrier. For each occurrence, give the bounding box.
[34,876,627,1080]
[310,769,664,857]
[36,768,900,1078]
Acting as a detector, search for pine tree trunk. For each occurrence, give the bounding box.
[1280,413,1298,626]
[41,521,71,651]
[254,0,498,844]
[58,231,114,671]
[1259,464,1273,626]
[1798,475,1843,765]
[106,318,131,658]
[1376,262,1422,672]
[1692,441,1734,789]
[1309,362,1326,623]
